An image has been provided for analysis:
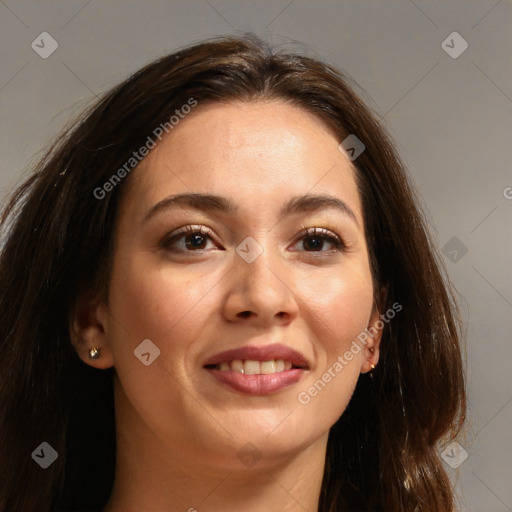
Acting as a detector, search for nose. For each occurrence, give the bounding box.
[222,245,299,326]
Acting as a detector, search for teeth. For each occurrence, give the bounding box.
[231,360,244,373]
[244,360,260,375]
[260,360,275,374]
[215,358,298,374]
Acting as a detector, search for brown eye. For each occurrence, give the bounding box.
[161,225,219,252]
[292,227,345,254]
[183,232,208,250]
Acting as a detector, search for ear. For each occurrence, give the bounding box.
[360,285,387,374]
[69,290,115,369]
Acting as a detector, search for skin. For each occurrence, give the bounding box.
[71,100,382,512]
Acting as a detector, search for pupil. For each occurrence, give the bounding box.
[185,233,206,249]
[305,236,323,251]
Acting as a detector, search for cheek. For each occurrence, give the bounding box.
[104,258,226,444]
[105,254,223,375]
[300,262,374,348]
[294,265,373,420]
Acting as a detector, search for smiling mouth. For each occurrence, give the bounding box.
[204,359,306,374]
[202,343,310,395]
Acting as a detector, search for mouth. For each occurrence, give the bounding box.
[203,344,309,395]
[204,359,305,373]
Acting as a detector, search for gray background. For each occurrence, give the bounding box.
[1,1,511,510]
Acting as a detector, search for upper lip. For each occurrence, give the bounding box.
[203,343,309,369]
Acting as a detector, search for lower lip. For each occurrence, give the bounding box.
[205,368,305,395]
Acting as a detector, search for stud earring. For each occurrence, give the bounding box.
[88,346,101,360]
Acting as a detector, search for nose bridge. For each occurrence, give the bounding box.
[227,236,298,321]
[240,239,285,294]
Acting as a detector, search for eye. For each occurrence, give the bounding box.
[290,227,346,254]
[161,225,345,255]
[161,225,220,253]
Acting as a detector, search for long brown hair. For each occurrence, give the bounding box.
[0,34,466,511]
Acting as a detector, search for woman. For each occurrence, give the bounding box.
[0,34,466,512]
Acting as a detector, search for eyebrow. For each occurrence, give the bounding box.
[143,192,359,227]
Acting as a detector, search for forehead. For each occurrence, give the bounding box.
[121,100,362,224]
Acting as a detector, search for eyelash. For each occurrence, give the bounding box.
[161,225,346,256]
[295,227,346,254]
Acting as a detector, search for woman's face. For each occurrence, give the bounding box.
[96,100,380,468]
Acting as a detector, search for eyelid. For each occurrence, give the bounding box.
[160,224,220,249]
[294,226,346,252]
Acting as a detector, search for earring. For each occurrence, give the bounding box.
[88,346,101,360]
[370,363,376,379]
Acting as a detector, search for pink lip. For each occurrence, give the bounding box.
[202,343,309,368]
[206,368,305,395]
[202,343,309,396]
